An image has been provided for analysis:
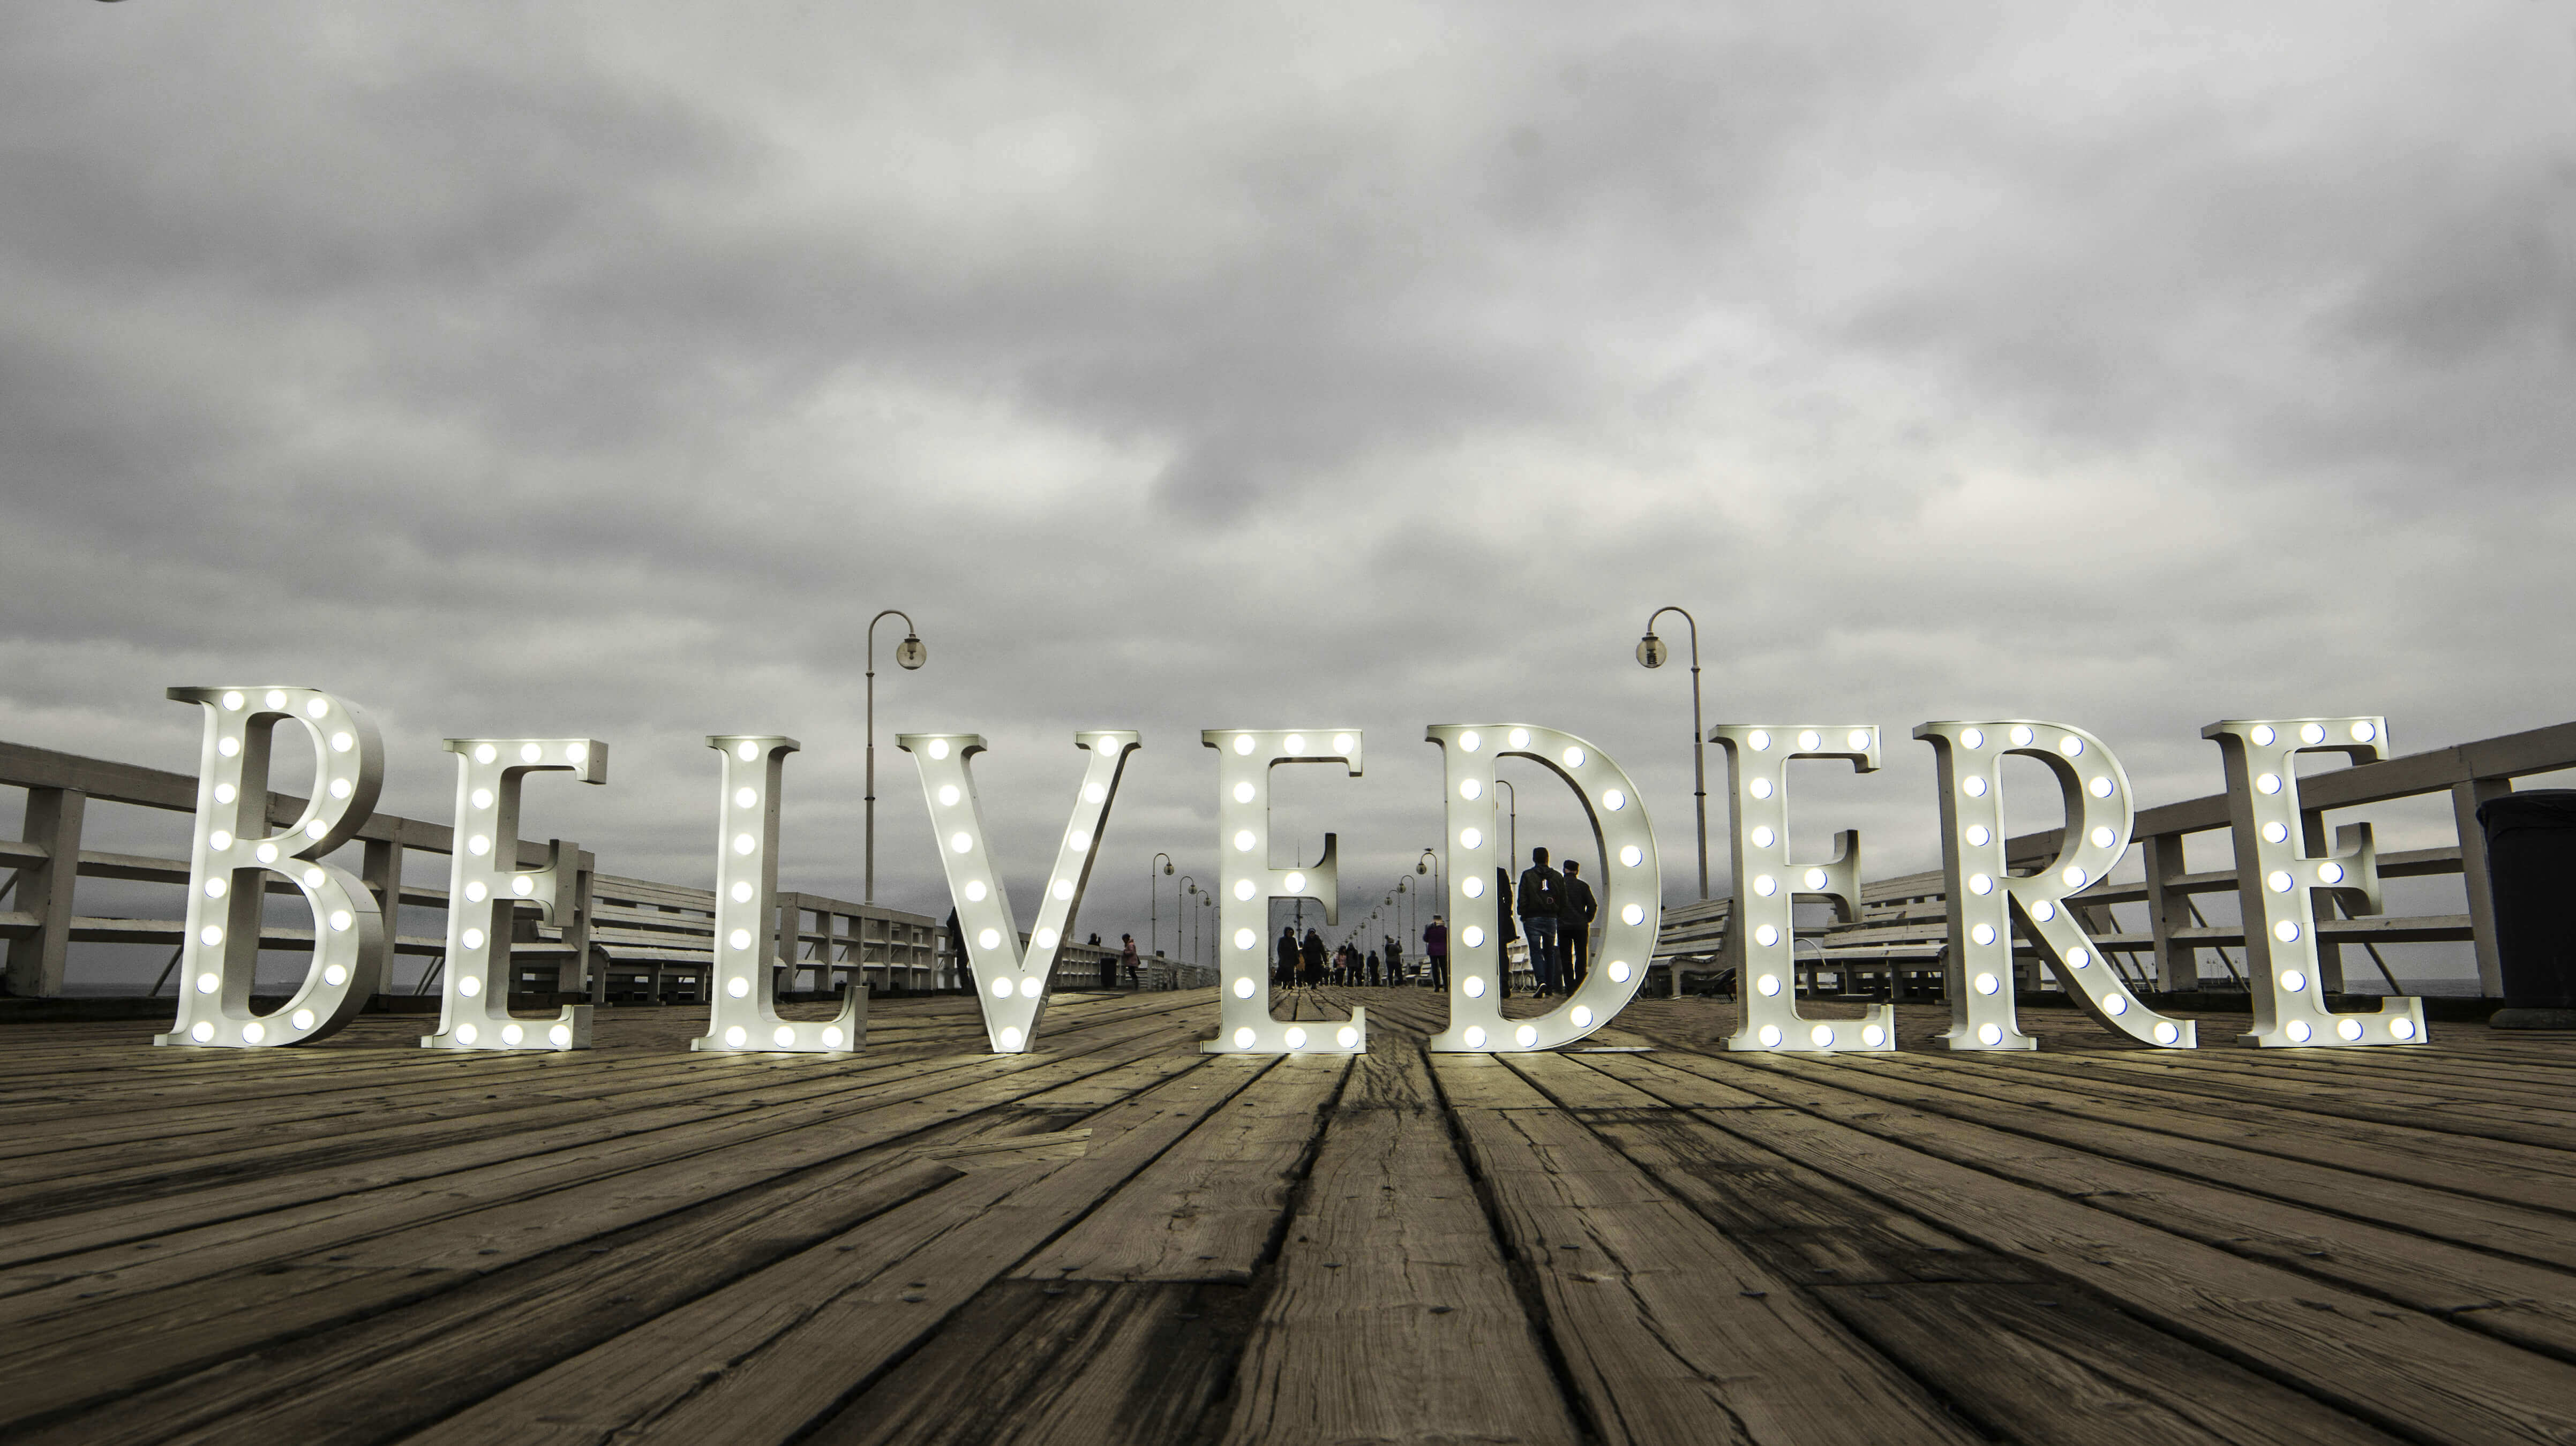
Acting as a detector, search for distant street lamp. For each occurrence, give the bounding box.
[1415,847,1440,943]
[1150,853,1174,959]
[865,609,928,905]
[1496,778,1517,869]
[1638,606,1708,900]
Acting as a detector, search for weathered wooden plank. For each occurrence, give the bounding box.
[1015,1055,1346,1283]
[1433,1055,1985,1446]
[1668,1077,2576,1444]
[10,1059,1214,1444]
[1221,1045,1582,1446]
[404,1055,1283,1445]
[797,1281,1245,1446]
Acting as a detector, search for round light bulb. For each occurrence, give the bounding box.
[1620,845,1643,868]
[727,977,749,998]
[1463,1026,1488,1048]
[1862,1024,1886,1047]
[965,880,988,902]
[1463,975,1486,998]
[1974,972,1999,995]
[1607,962,1630,984]
[1959,728,1982,749]
[1284,1027,1307,1049]
[1749,778,1774,800]
[1621,903,1644,925]
[2285,1019,2311,1043]
[1338,1025,1360,1048]
[1748,730,1771,751]
[1755,924,1778,947]
[1233,1027,1257,1049]
[928,739,950,760]
[1233,977,1256,999]
[1756,974,1780,997]
[978,929,1000,949]
[1810,1024,1835,1047]
[1978,1023,2002,1046]
[1758,1025,1782,1048]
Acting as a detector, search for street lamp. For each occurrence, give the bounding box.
[1178,874,1197,982]
[1150,853,1174,959]
[1638,606,1708,900]
[1496,778,1517,869]
[1415,847,1440,937]
[865,609,928,905]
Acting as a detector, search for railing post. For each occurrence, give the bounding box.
[2453,777,2511,998]
[362,827,405,1001]
[2142,832,2194,991]
[5,786,85,997]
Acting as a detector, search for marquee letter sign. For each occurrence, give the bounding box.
[159,687,387,1048]
[2204,717,2424,1048]
[1709,725,1892,1053]
[422,737,605,1051]
[693,736,864,1054]
[1917,721,2195,1051]
[1425,725,1660,1052]
[1203,729,1367,1055]
[902,730,1138,1053]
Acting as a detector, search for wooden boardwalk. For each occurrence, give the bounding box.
[2,990,2572,1445]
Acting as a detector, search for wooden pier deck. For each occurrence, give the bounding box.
[2,989,2572,1445]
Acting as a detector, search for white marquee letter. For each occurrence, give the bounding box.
[1203,728,1367,1055]
[2204,716,2424,1048]
[423,737,604,1051]
[693,736,864,1054]
[1917,720,2195,1051]
[1710,725,1893,1053]
[159,687,386,1048]
[901,730,1138,1053]
[1425,725,1661,1052]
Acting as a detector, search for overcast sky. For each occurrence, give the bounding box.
[3,3,2571,978]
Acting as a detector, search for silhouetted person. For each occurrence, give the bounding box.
[1301,928,1326,990]
[1562,858,1597,987]
[1519,847,1568,997]
[1423,915,1449,989]
[1277,925,1299,988]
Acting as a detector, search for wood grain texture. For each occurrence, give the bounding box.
[0,992,2570,1445]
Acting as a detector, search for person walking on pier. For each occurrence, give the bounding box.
[1276,925,1299,988]
[1562,858,1596,988]
[1117,934,1138,990]
[1423,915,1448,990]
[1384,934,1404,985]
[1301,928,1326,990]
[1366,949,1382,986]
[1518,848,1567,997]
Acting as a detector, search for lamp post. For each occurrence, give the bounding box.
[865,610,928,905]
[1415,847,1440,938]
[1638,606,1708,900]
[1496,778,1517,870]
[1150,853,1174,960]
[1199,892,1214,970]
[1178,875,1197,983]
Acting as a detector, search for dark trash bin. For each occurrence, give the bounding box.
[2477,789,2576,1029]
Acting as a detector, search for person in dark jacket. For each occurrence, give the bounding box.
[1518,847,1567,997]
[1301,928,1326,989]
[1276,925,1299,988]
[1562,858,1597,988]
[1495,867,1517,997]
[1423,916,1448,989]
[945,909,968,992]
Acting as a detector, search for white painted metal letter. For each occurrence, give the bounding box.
[422,737,604,1051]
[2204,717,2423,1048]
[1425,725,1661,1052]
[159,687,386,1048]
[1917,721,2194,1051]
[902,730,1139,1053]
[693,736,864,1054]
[1203,729,1367,1055]
[1710,725,1893,1053]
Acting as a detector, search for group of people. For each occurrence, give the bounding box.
[1272,927,1408,988]
[1416,846,1598,997]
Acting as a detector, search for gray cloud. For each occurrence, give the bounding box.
[3,1,2570,988]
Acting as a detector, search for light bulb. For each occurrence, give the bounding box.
[1463,976,1486,998]
[1974,973,1998,995]
[1608,962,1630,984]
[928,739,950,760]
[1235,781,1257,803]
[725,1026,747,1047]
[1284,872,1306,893]
[460,976,482,997]
[1516,1024,1539,1047]
[1459,731,1480,752]
[457,1023,478,1044]
[1285,1027,1307,1049]
[1756,974,1780,997]
[1233,977,1255,999]
[1750,778,1774,799]
[1233,1027,1256,1049]
[1283,734,1304,754]
[504,1025,524,1046]
[1232,735,1253,755]
[1234,830,1256,852]
[731,881,753,902]
[1963,777,1988,798]
[965,880,988,901]
[2154,1022,2180,1045]
[2090,827,2116,849]
[1463,926,1484,947]
[1571,1006,1593,1028]
[221,691,243,710]
[738,787,761,809]
[822,1026,844,1048]
[2089,777,2115,799]
[2009,725,2034,747]
[552,1024,575,1048]
[1755,925,1778,947]
[1621,903,1644,925]
[2337,1018,2362,1041]
[727,977,749,998]
[1053,879,1075,900]
[475,743,497,765]
[242,1022,265,1044]
[1862,1024,1886,1047]
[1463,1026,1487,1048]
[977,928,1001,949]
[2280,970,2305,992]
[1019,978,1040,998]
[1035,929,1058,949]
[199,925,223,946]
[2256,773,2282,795]
[1465,877,1484,898]
[1754,875,1776,897]
[2285,1019,2311,1043]
[1508,729,1529,749]
[1758,1025,1782,1048]
[2300,722,2325,745]
[190,1021,215,1043]
[734,833,757,855]
[1959,728,1982,749]
[1811,1024,1834,1047]
[1978,1023,2002,1045]
[1748,730,1771,751]
[1460,828,1482,850]
[264,690,286,710]
[1804,867,1827,891]
[1620,845,1643,868]
[1338,1025,1359,1047]
[293,1009,315,1031]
